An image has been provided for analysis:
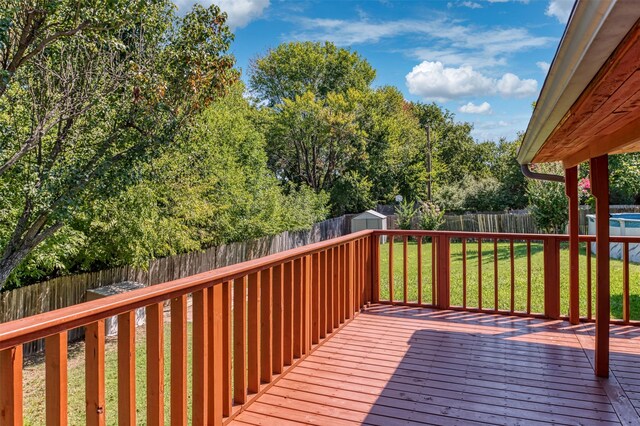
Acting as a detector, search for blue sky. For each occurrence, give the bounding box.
[175,0,574,141]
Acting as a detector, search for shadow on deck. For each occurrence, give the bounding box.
[230,304,640,425]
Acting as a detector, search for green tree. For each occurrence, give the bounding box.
[435,176,509,213]
[527,163,568,233]
[6,84,329,287]
[357,87,427,206]
[488,136,528,209]
[249,41,376,107]
[580,153,640,205]
[0,2,237,289]
[410,102,488,186]
[265,90,363,194]
[329,171,375,216]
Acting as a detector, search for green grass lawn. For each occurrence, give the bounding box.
[23,323,194,426]
[379,238,640,320]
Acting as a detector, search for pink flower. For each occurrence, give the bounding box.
[578,177,591,190]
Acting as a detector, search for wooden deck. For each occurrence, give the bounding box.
[230,304,640,426]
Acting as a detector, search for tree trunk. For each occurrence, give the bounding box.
[0,247,32,291]
[0,207,60,290]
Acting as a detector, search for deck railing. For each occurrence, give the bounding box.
[1,228,640,424]
[0,230,373,425]
[373,230,640,325]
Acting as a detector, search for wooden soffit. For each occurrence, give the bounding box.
[532,19,640,168]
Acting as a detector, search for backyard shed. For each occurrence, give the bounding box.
[352,210,387,243]
[350,210,387,232]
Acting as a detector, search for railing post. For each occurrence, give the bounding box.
[436,234,450,309]
[46,332,68,426]
[543,237,561,319]
[170,296,187,426]
[347,242,354,318]
[370,234,380,303]
[192,289,209,424]
[566,165,580,324]
[0,345,23,426]
[119,312,137,425]
[591,154,610,378]
[86,320,105,426]
[233,277,247,405]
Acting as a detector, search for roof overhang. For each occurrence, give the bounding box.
[518,0,640,167]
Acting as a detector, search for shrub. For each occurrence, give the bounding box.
[434,176,510,213]
[395,200,419,230]
[418,201,445,230]
[527,163,568,233]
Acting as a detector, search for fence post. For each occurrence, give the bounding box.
[543,237,561,319]
[436,234,450,309]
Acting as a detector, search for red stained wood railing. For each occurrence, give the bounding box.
[372,230,640,327]
[3,228,640,424]
[0,230,373,425]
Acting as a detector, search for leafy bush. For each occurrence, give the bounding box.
[527,163,568,234]
[418,201,445,230]
[3,85,329,286]
[395,200,419,230]
[434,176,511,213]
[330,172,375,216]
[609,153,640,204]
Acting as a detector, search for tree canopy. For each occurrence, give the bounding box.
[249,41,376,107]
[4,21,640,291]
[0,1,236,289]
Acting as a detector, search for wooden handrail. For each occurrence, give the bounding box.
[0,230,373,351]
[3,228,635,348]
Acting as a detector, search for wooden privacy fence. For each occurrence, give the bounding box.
[0,230,373,425]
[0,216,348,354]
[385,212,541,233]
[440,213,539,233]
[386,205,640,234]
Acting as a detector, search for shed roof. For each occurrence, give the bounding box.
[518,0,640,167]
[352,210,386,220]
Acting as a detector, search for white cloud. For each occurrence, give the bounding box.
[406,62,493,101]
[546,0,574,23]
[290,17,554,70]
[536,61,550,73]
[459,101,492,114]
[411,48,507,69]
[496,73,538,96]
[405,61,537,101]
[174,0,269,28]
[461,1,482,9]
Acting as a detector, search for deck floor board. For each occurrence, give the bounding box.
[230,305,640,425]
